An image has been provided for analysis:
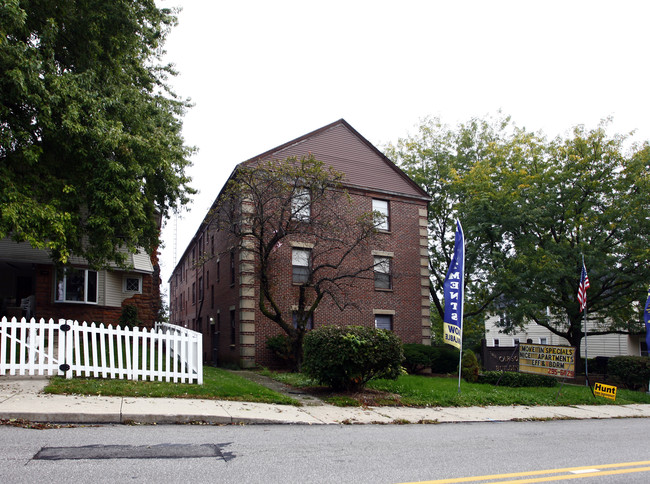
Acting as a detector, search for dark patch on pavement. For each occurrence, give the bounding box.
[34,443,235,461]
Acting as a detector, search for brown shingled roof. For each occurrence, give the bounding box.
[246,119,430,200]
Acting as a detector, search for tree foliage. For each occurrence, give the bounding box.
[211,155,382,370]
[0,0,194,267]
[388,115,650,355]
[385,114,516,347]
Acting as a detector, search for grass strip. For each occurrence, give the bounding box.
[44,366,299,406]
[264,371,650,407]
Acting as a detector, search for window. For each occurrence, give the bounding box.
[494,339,500,347]
[374,256,392,290]
[540,338,548,345]
[230,250,235,285]
[55,268,98,304]
[123,276,141,293]
[198,277,203,301]
[374,314,393,330]
[292,248,311,284]
[230,309,236,346]
[292,311,313,330]
[211,235,214,256]
[373,199,390,231]
[292,188,311,221]
[217,259,221,283]
[514,338,520,345]
[192,282,196,304]
[211,285,214,309]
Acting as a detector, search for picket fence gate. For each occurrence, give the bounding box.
[0,317,203,384]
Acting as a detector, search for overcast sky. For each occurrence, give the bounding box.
[156,0,649,292]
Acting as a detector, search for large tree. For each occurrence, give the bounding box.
[389,115,650,356]
[211,155,381,370]
[1,0,194,267]
[463,121,650,358]
[385,114,517,348]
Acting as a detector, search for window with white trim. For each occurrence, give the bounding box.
[291,188,311,222]
[123,276,142,293]
[374,314,393,330]
[55,268,98,304]
[292,248,311,284]
[372,199,390,231]
[374,256,392,290]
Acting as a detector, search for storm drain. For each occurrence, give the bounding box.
[34,443,234,461]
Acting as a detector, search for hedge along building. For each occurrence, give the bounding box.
[169,119,431,368]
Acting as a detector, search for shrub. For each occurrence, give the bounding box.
[118,305,141,328]
[402,344,461,374]
[478,371,558,387]
[432,345,461,374]
[461,349,480,383]
[265,334,295,368]
[403,344,435,374]
[303,325,404,391]
[608,356,650,391]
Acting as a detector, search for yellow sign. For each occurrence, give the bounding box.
[594,382,617,400]
[518,344,576,378]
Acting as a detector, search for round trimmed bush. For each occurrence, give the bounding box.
[303,325,404,391]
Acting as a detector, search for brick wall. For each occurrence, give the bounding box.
[170,188,430,369]
[34,264,159,328]
[251,189,429,367]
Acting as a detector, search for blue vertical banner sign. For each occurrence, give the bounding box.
[643,289,650,356]
[443,220,464,349]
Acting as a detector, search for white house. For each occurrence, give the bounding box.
[484,316,647,358]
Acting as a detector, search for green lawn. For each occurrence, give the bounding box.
[43,368,650,409]
[368,375,650,407]
[44,366,299,406]
[263,371,650,407]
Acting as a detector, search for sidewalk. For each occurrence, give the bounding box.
[1,376,649,425]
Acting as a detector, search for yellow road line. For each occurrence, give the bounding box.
[400,460,650,484]
[490,466,650,484]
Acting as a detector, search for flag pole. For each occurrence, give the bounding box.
[442,220,465,395]
[643,289,650,395]
[457,239,465,395]
[582,254,589,388]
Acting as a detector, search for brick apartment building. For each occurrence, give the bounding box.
[169,119,431,368]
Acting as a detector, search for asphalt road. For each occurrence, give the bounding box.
[0,419,648,483]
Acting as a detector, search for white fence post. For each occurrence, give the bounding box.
[1,318,202,384]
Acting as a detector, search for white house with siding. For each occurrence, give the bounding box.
[0,239,159,326]
[484,316,646,357]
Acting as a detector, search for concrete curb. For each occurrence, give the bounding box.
[2,377,650,425]
[1,392,650,425]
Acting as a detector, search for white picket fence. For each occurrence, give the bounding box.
[0,317,203,384]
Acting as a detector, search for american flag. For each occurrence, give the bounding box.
[577,264,590,311]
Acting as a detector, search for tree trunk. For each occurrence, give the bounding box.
[290,332,304,372]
